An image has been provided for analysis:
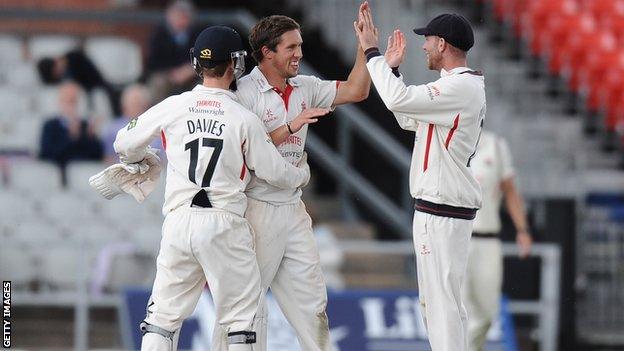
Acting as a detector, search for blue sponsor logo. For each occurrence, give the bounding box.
[122,289,517,351]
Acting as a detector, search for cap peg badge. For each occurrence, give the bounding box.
[200,49,212,59]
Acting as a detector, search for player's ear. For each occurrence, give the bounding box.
[261,46,273,60]
[437,37,446,52]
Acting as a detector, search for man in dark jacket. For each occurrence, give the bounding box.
[39,81,103,178]
[145,0,202,100]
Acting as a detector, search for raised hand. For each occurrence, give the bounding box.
[353,1,379,51]
[289,108,331,133]
[385,29,407,68]
[354,1,366,35]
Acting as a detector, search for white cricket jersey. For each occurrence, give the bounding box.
[367,57,486,210]
[235,66,337,204]
[114,85,310,217]
[471,131,515,233]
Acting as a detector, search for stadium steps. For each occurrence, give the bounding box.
[305,185,414,289]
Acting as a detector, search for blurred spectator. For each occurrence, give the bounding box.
[145,0,201,101]
[37,49,119,114]
[462,130,533,351]
[101,84,163,164]
[39,81,103,174]
[313,224,345,290]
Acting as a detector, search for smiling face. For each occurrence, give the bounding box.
[268,29,303,79]
[422,35,443,71]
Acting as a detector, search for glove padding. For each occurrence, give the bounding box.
[89,149,162,203]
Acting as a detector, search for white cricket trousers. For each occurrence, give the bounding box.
[463,237,502,351]
[245,198,330,351]
[142,206,262,351]
[413,210,473,351]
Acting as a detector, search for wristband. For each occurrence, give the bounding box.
[364,47,381,61]
[286,122,294,134]
[391,66,400,77]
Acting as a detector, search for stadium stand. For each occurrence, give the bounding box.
[83,36,142,85]
[28,35,80,61]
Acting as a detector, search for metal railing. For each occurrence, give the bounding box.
[307,131,411,236]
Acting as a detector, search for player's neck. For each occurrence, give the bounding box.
[258,64,288,91]
[441,58,468,72]
[202,77,232,90]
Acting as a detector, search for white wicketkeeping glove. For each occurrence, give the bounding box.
[89,164,125,200]
[132,148,161,202]
[89,148,162,203]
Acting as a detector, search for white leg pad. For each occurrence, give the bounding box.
[140,323,179,351]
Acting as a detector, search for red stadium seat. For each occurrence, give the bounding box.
[488,0,507,21]
[484,0,624,138]
[581,0,624,20]
[501,0,538,36]
[579,50,624,113]
[544,13,595,75]
[523,0,578,56]
[600,13,624,44]
[563,32,617,93]
[600,66,624,132]
[607,89,624,133]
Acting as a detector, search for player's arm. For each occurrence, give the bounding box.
[113,99,167,163]
[332,43,371,106]
[501,177,532,258]
[244,114,310,189]
[498,138,532,258]
[332,2,372,106]
[392,111,419,131]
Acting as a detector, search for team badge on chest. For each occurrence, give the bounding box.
[263,109,277,124]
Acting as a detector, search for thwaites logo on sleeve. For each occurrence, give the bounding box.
[425,85,441,101]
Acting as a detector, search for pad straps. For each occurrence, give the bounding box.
[140,321,175,340]
[227,331,257,344]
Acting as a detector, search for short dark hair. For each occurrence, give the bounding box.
[37,57,60,84]
[201,60,230,78]
[249,15,300,62]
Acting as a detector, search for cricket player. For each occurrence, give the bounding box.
[113,26,311,351]
[235,8,371,351]
[354,7,485,351]
[463,130,532,351]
